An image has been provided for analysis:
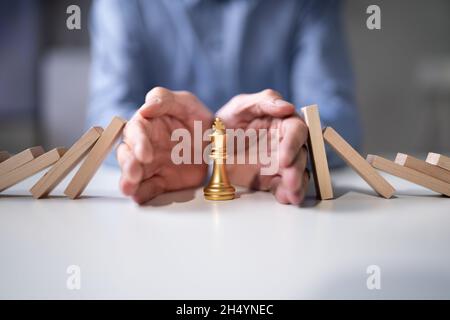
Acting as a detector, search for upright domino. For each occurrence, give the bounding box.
[64,117,126,199]
[0,148,66,192]
[367,155,450,197]
[0,146,45,175]
[323,127,395,198]
[30,127,104,199]
[395,153,450,184]
[0,151,11,163]
[301,105,333,200]
[426,153,450,171]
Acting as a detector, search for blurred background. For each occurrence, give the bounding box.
[0,0,449,155]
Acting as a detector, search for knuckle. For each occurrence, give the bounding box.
[146,86,170,101]
[261,88,281,98]
[298,119,308,133]
[116,145,129,167]
[116,146,124,162]
[123,120,137,137]
[122,122,130,136]
[119,178,128,194]
[294,118,309,141]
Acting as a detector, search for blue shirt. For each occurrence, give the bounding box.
[89,0,361,167]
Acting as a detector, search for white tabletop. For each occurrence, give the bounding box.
[0,164,449,299]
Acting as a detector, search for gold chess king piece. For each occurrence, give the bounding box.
[204,118,236,200]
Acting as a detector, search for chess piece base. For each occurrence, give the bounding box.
[203,184,235,201]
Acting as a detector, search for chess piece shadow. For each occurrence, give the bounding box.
[234,189,256,199]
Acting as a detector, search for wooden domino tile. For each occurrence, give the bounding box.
[30,127,104,199]
[367,155,450,197]
[0,146,45,175]
[426,153,450,172]
[301,105,333,200]
[395,153,450,184]
[64,117,126,199]
[323,127,395,199]
[0,151,11,163]
[0,148,66,192]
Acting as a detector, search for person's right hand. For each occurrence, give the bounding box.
[216,89,310,205]
[117,87,213,204]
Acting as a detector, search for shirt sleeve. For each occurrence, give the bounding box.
[88,0,151,166]
[88,0,148,129]
[290,0,362,168]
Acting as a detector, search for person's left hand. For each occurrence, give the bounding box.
[216,89,310,205]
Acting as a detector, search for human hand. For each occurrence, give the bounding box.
[216,89,309,205]
[117,87,213,204]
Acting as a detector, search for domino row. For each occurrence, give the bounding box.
[301,104,450,199]
[0,117,126,198]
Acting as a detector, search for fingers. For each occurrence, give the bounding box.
[118,142,165,204]
[273,171,309,205]
[217,89,295,126]
[139,86,175,118]
[123,120,153,163]
[297,171,310,204]
[279,116,309,168]
[139,87,213,126]
[282,148,307,190]
[121,86,309,206]
[117,143,143,196]
[132,176,166,205]
[271,147,309,205]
